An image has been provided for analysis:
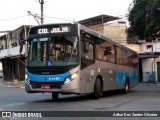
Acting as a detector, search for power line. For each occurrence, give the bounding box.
[43,15,74,22]
[0,11,128,26]
[0,14,73,24]
[0,15,27,22]
[44,13,127,22]
[112,10,128,16]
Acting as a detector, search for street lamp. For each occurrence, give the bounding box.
[27,11,41,25]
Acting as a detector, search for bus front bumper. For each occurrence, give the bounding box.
[25,79,80,94]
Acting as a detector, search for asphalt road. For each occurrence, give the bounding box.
[0,83,160,120]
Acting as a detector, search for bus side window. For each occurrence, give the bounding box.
[96,39,115,63]
[81,42,94,69]
[84,43,94,60]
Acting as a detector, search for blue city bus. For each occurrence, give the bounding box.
[20,23,138,100]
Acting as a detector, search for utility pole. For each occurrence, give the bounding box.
[39,0,44,24]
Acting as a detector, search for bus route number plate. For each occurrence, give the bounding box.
[41,84,50,89]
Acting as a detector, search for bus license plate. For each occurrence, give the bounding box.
[41,84,50,89]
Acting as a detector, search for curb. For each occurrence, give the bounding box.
[139,82,160,86]
[0,81,25,88]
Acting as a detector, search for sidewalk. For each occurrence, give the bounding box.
[139,81,160,86]
[0,78,25,88]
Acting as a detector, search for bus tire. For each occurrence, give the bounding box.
[52,92,58,100]
[123,79,129,94]
[93,78,102,99]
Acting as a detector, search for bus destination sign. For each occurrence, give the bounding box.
[38,26,70,34]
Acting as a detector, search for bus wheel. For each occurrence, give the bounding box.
[52,92,58,100]
[93,78,102,99]
[123,80,129,94]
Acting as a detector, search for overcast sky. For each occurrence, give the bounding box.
[0,0,133,31]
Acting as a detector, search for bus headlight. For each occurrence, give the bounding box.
[71,72,78,80]
[65,72,79,84]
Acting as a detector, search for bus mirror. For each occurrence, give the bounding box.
[84,42,89,52]
[19,41,23,54]
[19,38,28,54]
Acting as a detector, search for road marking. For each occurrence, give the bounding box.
[20,86,25,88]
[6,102,26,107]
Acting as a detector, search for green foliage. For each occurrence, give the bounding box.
[127,0,160,41]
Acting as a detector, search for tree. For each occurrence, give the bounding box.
[127,0,160,41]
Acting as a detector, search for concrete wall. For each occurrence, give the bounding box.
[140,42,160,53]
[125,44,141,53]
[0,45,26,59]
[142,58,156,82]
[140,41,160,82]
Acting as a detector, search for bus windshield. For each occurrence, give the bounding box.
[28,35,79,66]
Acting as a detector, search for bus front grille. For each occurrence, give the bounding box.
[30,81,64,89]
